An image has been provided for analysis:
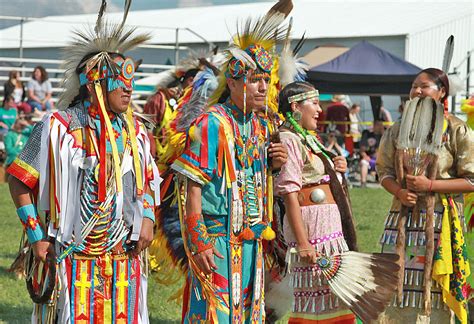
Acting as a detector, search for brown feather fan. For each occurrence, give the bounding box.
[395,97,445,314]
[315,252,400,323]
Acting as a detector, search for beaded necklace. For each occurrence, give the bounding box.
[285,111,331,160]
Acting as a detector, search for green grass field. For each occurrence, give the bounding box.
[0,184,471,323]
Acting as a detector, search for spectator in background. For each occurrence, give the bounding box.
[3,70,32,114]
[27,66,54,112]
[0,95,18,137]
[378,102,393,123]
[325,94,349,135]
[326,130,350,158]
[398,103,404,120]
[348,103,362,148]
[359,119,385,187]
[4,116,30,167]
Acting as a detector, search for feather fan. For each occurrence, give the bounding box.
[314,252,400,323]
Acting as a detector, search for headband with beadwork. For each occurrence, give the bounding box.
[288,89,319,103]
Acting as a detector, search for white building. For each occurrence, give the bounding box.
[0,0,472,115]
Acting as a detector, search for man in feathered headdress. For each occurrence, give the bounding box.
[170,1,292,322]
[7,1,161,323]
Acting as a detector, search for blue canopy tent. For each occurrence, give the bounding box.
[307,41,422,95]
[306,41,422,120]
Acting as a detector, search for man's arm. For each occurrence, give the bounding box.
[185,180,222,275]
[9,176,53,262]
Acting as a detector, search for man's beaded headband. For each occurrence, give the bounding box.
[288,89,319,103]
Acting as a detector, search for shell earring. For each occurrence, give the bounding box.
[292,110,302,121]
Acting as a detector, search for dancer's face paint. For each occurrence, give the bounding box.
[107,57,133,114]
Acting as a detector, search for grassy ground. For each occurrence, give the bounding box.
[0,185,470,323]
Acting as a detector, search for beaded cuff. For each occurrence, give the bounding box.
[17,204,45,243]
[186,213,212,254]
[142,193,155,223]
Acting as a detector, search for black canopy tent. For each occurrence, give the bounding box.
[306,41,422,119]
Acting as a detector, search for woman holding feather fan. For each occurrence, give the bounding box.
[377,68,474,323]
[274,81,401,324]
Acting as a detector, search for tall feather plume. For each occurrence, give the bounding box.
[58,1,151,109]
[209,0,293,106]
[95,0,107,35]
[442,35,454,73]
[292,31,306,55]
[120,0,132,31]
[278,18,308,87]
[233,0,292,51]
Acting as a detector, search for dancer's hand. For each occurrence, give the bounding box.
[297,243,318,264]
[406,174,431,192]
[396,188,418,207]
[333,156,347,173]
[193,247,224,275]
[130,218,154,257]
[268,142,288,170]
[32,240,55,263]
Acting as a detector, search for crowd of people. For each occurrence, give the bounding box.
[0,66,56,175]
[3,1,473,324]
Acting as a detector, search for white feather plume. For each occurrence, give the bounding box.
[279,50,308,87]
[58,2,151,109]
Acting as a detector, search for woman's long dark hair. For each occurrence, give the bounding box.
[278,81,315,114]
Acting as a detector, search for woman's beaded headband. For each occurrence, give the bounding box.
[288,89,319,103]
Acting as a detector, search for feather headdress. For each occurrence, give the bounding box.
[278,18,308,87]
[58,0,151,109]
[208,0,293,106]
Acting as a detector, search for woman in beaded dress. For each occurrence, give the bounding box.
[377,68,474,323]
[274,81,357,323]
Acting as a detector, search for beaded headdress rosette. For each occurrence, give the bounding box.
[78,57,136,92]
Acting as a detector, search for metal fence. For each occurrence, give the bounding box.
[0,15,215,106]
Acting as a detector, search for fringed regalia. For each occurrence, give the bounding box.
[172,100,273,322]
[149,1,294,322]
[9,103,160,323]
[7,1,161,322]
[377,113,474,323]
[274,130,356,324]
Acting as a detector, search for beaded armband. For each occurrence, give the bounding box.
[186,213,212,254]
[17,204,45,243]
[142,193,155,223]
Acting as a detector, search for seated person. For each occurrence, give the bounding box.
[27,66,54,112]
[325,130,349,158]
[359,119,384,187]
[4,116,31,167]
[3,70,32,114]
[0,95,18,138]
